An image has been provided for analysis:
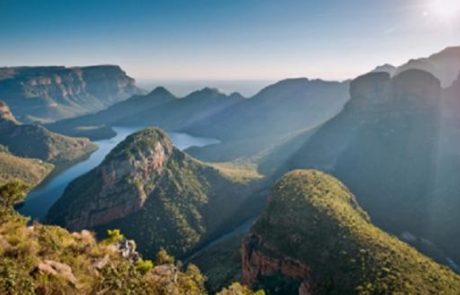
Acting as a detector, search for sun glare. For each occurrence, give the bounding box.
[429,0,460,21]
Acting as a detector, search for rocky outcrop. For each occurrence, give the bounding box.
[62,130,175,230]
[0,65,141,122]
[346,70,440,114]
[395,46,460,87]
[393,69,441,105]
[47,127,260,257]
[242,234,312,295]
[36,260,77,285]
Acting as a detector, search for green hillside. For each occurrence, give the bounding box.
[0,101,96,165]
[47,128,263,258]
[0,182,210,294]
[0,150,53,187]
[247,170,460,294]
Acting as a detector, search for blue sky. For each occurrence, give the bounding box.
[1,0,459,80]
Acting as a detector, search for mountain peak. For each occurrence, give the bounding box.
[106,127,174,163]
[393,69,441,102]
[199,87,221,95]
[347,70,441,111]
[148,86,173,97]
[372,63,397,75]
[185,87,225,99]
[229,92,245,100]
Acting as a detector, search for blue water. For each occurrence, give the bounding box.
[18,127,219,221]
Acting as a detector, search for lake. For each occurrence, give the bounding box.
[17,127,219,221]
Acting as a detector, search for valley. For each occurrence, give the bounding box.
[2,3,460,291]
[18,127,220,221]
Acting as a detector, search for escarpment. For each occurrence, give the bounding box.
[0,65,141,122]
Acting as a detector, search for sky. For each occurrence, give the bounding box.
[1,0,459,81]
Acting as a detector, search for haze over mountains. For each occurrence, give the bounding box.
[0,65,141,123]
[1,45,460,294]
[372,46,460,87]
[0,101,95,165]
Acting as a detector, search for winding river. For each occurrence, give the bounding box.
[18,127,219,221]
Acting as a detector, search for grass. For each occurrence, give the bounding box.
[210,162,263,183]
[0,151,53,187]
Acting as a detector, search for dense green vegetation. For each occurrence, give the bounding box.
[250,170,460,294]
[190,234,245,293]
[0,151,53,186]
[47,128,264,259]
[0,182,209,295]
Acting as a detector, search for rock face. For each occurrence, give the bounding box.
[47,128,260,257]
[53,129,175,230]
[242,234,313,295]
[0,101,96,164]
[242,170,460,294]
[372,46,460,87]
[261,69,460,270]
[267,70,441,174]
[0,65,141,123]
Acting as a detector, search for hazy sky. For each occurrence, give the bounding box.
[1,0,459,81]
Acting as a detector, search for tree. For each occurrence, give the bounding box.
[0,181,29,208]
[156,248,175,265]
[135,259,154,274]
[105,229,124,244]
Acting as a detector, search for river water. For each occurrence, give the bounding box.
[18,127,219,220]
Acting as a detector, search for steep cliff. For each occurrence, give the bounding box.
[0,101,96,165]
[47,128,262,258]
[242,170,460,294]
[261,70,460,267]
[0,65,141,123]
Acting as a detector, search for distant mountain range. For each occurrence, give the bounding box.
[0,101,96,188]
[0,65,141,123]
[48,86,245,140]
[261,68,460,268]
[49,78,350,163]
[372,46,460,87]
